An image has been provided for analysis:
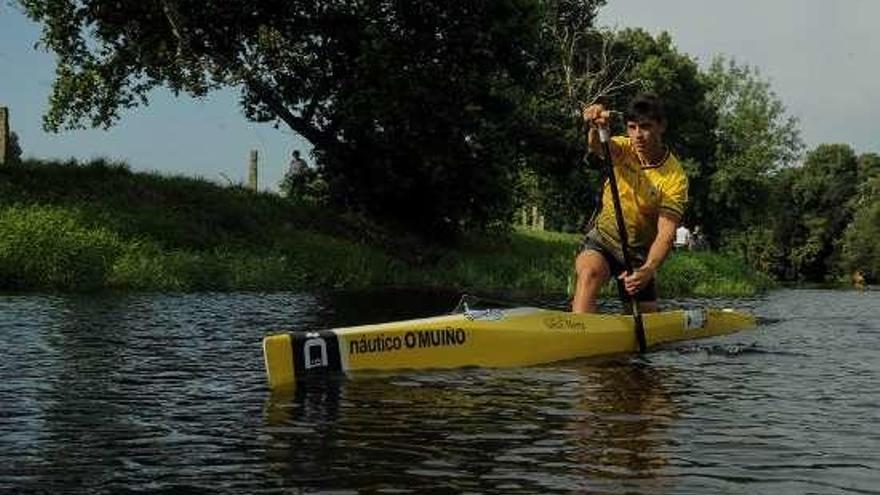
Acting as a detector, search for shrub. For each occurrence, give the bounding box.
[0,205,122,290]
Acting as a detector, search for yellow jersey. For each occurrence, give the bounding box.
[594,136,688,259]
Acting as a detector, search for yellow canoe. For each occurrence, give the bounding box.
[262,306,756,389]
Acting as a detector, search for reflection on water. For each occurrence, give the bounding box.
[264,360,678,494]
[1,289,879,494]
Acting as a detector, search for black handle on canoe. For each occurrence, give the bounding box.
[598,127,648,353]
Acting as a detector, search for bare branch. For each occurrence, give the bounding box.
[545,1,640,117]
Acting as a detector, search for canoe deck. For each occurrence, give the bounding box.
[263,306,756,389]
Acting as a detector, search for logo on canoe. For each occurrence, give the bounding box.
[303,332,329,369]
[348,327,468,356]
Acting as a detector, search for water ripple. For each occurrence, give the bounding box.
[0,289,879,494]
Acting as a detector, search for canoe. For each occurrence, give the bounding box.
[262,306,755,389]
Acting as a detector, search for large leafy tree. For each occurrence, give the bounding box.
[772,144,860,280]
[510,0,608,233]
[704,57,803,243]
[19,0,550,239]
[839,153,880,280]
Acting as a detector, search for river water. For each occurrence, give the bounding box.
[1,289,878,494]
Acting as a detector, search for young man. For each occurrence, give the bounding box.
[572,94,688,314]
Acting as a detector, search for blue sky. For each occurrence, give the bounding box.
[1,1,878,192]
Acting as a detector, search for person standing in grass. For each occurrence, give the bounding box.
[572,93,689,314]
[287,150,308,177]
[674,224,691,250]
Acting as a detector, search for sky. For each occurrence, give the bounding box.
[1,1,878,191]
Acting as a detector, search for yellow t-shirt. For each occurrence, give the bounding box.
[594,136,688,258]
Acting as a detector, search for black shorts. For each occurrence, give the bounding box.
[579,232,658,303]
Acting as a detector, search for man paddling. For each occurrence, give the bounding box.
[572,93,688,314]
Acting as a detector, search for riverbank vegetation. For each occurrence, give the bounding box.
[11,0,878,289]
[0,159,768,296]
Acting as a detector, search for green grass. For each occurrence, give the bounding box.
[0,158,771,296]
[412,229,576,295]
[659,249,775,297]
[413,229,773,299]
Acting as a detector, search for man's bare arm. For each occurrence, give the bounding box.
[619,211,679,294]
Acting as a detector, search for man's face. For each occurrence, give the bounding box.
[626,117,666,155]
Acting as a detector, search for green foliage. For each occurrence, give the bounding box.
[776,144,859,281]
[0,159,403,291]
[840,175,880,279]
[0,159,767,296]
[659,250,773,297]
[419,229,578,295]
[0,205,122,290]
[857,153,880,184]
[721,226,786,278]
[279,169,327,205]
[705,56,803,242]
[313,1,553,239]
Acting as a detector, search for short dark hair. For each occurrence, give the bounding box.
[625,93,666,123]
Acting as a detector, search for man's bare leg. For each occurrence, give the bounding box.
[572,251,611,313]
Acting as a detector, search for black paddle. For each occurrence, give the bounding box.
[597,124,648,353]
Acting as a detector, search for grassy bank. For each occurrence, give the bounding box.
[0,159,770,297]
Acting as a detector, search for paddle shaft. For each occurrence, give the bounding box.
[597,127,648,353]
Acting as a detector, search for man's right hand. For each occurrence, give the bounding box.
[583,104,612,129]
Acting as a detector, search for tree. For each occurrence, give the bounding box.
[6,132,23,164]
[857,152,880,185]
[704,57,803,244]
[770,144,859,281]
[19,0,551,240]
[840,190,880,281]
[473,0,609,233]
[840,156,880,280]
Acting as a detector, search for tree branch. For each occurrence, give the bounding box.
[160,0,332,149]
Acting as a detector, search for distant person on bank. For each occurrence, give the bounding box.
[689,225,706,250]
[675,224,691,250]
[572,93,689,314]
[852,270,866,291]
[288,150,308,177]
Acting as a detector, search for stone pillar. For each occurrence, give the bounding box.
[248,149,258,191]
[0,107,8,166]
